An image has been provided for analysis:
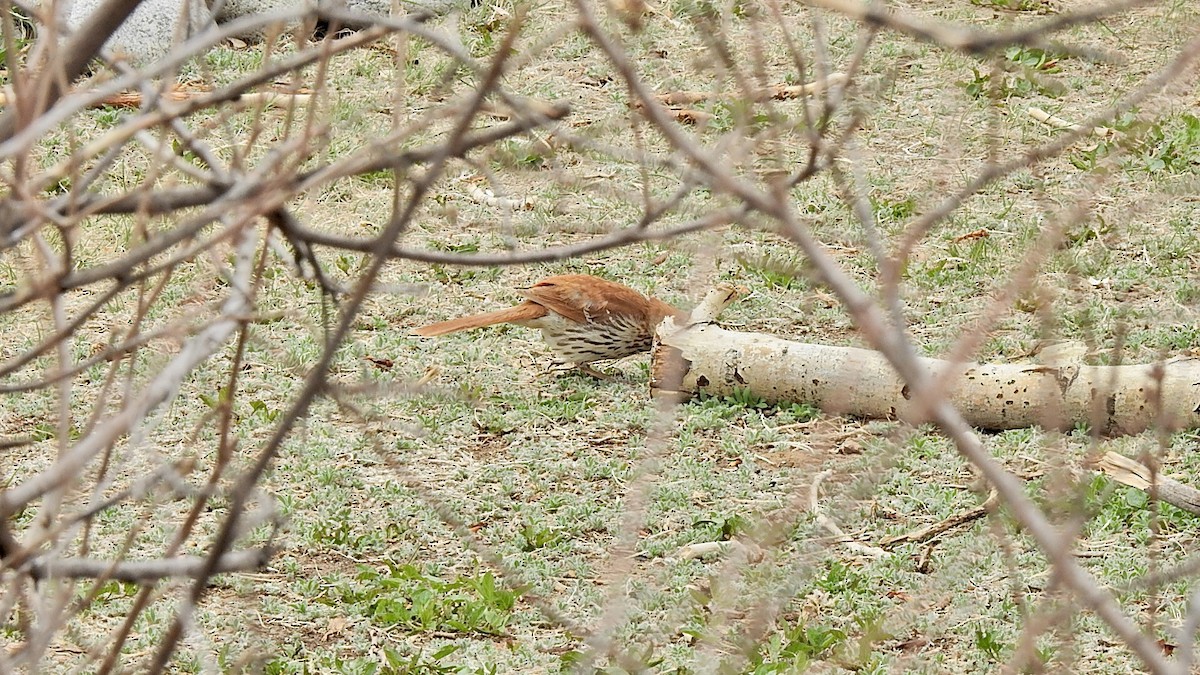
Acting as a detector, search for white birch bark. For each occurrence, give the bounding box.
[652,323,1200,436]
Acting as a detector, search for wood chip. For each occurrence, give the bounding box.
[1090,451,1200,515]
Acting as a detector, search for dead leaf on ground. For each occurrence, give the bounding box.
[672,109,712,125]
[894,635,930,654]
[654,91,709,106]
[953,228,990,242]
[364,356,394,370]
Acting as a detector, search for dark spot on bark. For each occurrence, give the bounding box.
[901,384,911,400]
[697,375,709,387]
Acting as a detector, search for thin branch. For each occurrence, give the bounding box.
[801,0,1147,56]
[27,548,272,582]
[0,0,149,142]
[0,219,258,517]
[0,7,450,160]
[145,10,527,673]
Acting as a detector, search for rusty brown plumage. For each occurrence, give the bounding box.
[410,303,548,337]
[413,274,684,376]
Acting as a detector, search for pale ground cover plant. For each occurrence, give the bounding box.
[1,0,1199,672]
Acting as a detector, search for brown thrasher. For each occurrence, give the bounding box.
[412,274,684,377]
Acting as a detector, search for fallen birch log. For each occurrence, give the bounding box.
[651,320,1200,436]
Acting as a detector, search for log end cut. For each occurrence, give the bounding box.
[650,342,693,402]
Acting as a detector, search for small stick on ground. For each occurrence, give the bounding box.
[675,540,763,562]
[1027,106,1114,138]
[0,87,315,110]
[810,469,888,558]
[881,490,1000,548]
[648,73,848,106]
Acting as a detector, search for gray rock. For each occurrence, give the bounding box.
[214,0,468,33]
[57,0,467,65]
[321,0,469,23]
[213,0,312,39]
[212,0,310,29]
[63,0,212,63]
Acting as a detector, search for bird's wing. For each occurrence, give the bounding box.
[521,274,655,325]
[520,276,595,324]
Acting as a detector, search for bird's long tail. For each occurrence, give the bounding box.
[411,302,547,336]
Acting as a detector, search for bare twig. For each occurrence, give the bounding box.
[881,490,1000,547]
[810,469,888,558]
[27,548,272,582]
